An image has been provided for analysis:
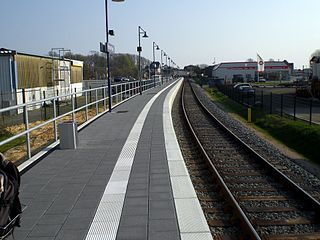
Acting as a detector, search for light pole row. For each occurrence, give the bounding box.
[104,0,125,113]
[103,1,178,111]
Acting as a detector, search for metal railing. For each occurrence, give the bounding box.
[0,76,170,165]
[216,84,320,125]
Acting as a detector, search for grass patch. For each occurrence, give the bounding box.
[205,86,320,164]
[255,115,320,162]
[0,128,26,153]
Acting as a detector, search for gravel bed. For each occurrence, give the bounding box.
[227,182,278,189]
[233,191,287,197]
[206,212,231,221]
[201,201,225,209]
[223,175,272,181]
[240,200,294,209]
[191,83,320,197]
[248,211,309,221]
[173,82,320,237]
[171,86,243,237]
[210,227,241,238]
[257,224,320,235]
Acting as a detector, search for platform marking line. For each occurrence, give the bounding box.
[85,80,179,240]
[163,79,212,239]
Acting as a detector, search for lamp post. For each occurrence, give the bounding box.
[152,42,160,87]
[137,26,148,94]
[105,0,124,112]
[168,57,171,79]
[163,52,167,81]
[161,50,164,85]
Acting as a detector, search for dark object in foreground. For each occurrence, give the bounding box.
[0,153,22,239]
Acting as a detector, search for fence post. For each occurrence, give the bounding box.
[103,87,106,111]
[89,87,92,108]
[71,92,75,122]
[0,91,4,126]
[56,90,60,116]
[22,89,31,159]
[280,94,283,117]
[261,91,264,109]
[293,96,296,120]
[310,99,313,125]
[85,91,88,121]
[253,90,256,106]
[43,91,47,120]
[270,92,273,114]
[53,97,58,141]
[95,89,98,115]
[74,88,78,110]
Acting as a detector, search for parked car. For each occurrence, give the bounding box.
[233,83,252,90]
[233,83,255,95]
[113,76,130,83]
[114,76,122,83]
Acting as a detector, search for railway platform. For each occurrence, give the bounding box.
[13,78,211,240]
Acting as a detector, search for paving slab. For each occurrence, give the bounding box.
[13,82,178,240]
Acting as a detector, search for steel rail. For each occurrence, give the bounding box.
[181,81,261,239]
[189,81,320,218]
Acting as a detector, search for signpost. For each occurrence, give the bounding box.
[100,42,115,54]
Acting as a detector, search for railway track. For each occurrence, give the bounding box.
[179,80,320,239]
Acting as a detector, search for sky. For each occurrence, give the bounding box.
[1,0,320,69]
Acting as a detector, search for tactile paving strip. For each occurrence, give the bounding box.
[85,81,179,240]
[163,79,212,239]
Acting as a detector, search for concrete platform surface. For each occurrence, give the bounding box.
[12,78,211,240]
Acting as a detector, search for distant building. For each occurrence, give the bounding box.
[0,48,83,108]
[212,60,292,84]
[184,65,200,77]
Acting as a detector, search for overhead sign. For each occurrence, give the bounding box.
[100,42,115,54]
[107,43,115,54]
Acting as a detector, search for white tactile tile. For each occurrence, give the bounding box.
[175,198,211,233]
[87,221,118,236]
[163,79,211,238]
[100,194,124,203]
[166,148,184,161]
[181,232,214,240]
[171,176,197,199]
[86,234,116,240]
[168,161,189,176]
[85,80,179,240]
[104,181,128,194]
[108,171,131,182]
[93,202,123,222]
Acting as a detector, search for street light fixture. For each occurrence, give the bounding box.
[105,0,124,112]
[152,42,160,87]
[137,26,148,94]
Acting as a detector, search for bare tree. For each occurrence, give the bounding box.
[246,58,254,62]
[311,49,320,58]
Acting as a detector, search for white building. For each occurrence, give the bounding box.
[0,48,83,109]
[212,61,292,84]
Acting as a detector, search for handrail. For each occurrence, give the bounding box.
[0,77,170,164]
